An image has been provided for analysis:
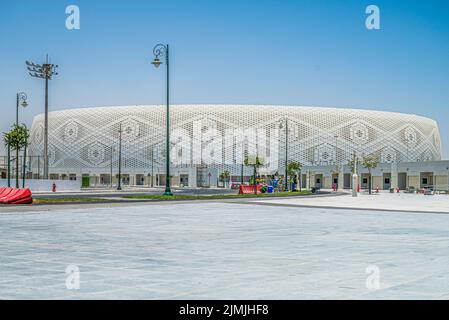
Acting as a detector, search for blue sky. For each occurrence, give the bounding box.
[1,0,448,157]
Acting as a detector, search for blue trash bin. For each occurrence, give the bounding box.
[267,186,274,193]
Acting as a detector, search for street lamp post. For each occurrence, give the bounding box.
[151,44,173,196]
[22,143,27,188]
[352,152,358,197]
[280,118,289,192]
[16,92,28,188]
[26,56,58,180]
[151,146,154,188]
[334,134,338,189]
[110,146,114,188]
[117,123,123,191]
[37,155,41,180]
[16,92,28,126]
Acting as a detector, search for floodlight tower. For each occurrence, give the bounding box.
[26,56,58,180]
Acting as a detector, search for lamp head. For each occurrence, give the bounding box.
[151,58,162,68]
[21,100,28,108]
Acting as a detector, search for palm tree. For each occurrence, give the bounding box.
[362,154,380,194]
[287,161,303,191]
[219,170,231,188]
[244,155,264,194]
[3,124,30,188]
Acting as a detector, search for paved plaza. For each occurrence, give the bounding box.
[1,196,449,299]
[254,192,449,214]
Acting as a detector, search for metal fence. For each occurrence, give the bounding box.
[0,155,43,179]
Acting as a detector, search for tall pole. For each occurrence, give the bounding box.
[253,164,257,195]
[110,146,113,188]
[38,156,40,179]
[335,134,338,189]
[284,118,289,192]
[7,144,11,187]
[15,149,19,188]
[117,123,122,191]
[15,92,27,188]
[22,143,27,188]
[44,75,49,180]
[15,94,19,188]
[152,44,173,196]
[151,147,154,188]
[16,94,19,127]
[26,57,58,180]
[164,45,172,196]
[352,152,358,197]
[15,92,29,126]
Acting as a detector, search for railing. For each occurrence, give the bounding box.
[0,155,44,179]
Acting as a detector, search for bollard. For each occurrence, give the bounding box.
[52,183,57,193]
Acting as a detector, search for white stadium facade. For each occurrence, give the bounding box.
[27,105,449,190]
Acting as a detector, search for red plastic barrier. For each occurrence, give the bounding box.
[8,196,33,205]
[0,188,14,198]
[0,188,33,205]
[0,188,16,200]
[239,185,262,195]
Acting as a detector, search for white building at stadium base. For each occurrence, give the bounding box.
[27,105,449,191]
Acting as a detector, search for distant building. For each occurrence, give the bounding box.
[27,105,447,190]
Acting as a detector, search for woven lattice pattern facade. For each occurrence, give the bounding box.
[28,105,442,175]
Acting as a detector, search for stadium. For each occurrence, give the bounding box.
[27,105,446,190]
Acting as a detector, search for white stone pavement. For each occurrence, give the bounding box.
[253,192,449,213]
[2,199,449,299]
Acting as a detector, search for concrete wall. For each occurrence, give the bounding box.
[0,179,81,192]
[435,176,448,190]
[35,160,449,190]
[372,176,382,190]
[298,161,449,190]
[408,176,420,189]
[324,176,332,189]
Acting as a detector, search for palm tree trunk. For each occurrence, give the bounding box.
[369,170,372,194]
